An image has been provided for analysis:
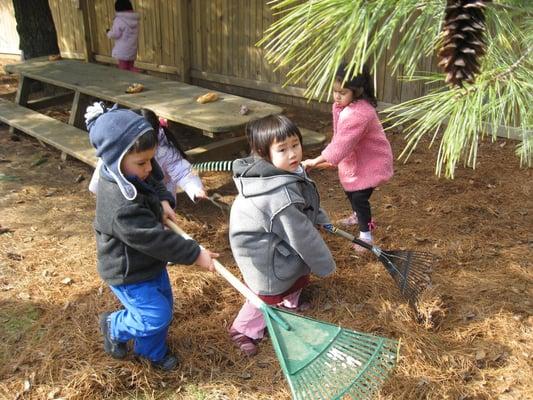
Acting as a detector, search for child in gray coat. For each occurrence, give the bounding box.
[228,115,336,356]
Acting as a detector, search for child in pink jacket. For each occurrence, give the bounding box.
[303,64,393,250]
[107,0,140,71]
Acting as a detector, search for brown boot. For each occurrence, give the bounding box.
[229,329,258,357]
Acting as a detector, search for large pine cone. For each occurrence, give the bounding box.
[438,0,491,87]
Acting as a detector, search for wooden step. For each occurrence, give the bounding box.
[0,98,97,167]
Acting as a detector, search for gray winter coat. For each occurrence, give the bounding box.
[229,157,336,295]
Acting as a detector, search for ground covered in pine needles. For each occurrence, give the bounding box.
[0,61,531,400]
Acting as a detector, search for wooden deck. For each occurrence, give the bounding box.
[2,58,325,168]
[5,58,283,134]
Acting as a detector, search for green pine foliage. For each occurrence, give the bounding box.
[259,0,532,178]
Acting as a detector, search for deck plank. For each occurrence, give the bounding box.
[0,98,97,167]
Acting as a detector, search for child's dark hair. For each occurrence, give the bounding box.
[336,64,378,108]
[127,129,157,154]
[135,108,188,160]
[115,0,133,12]
[246,115,302,159]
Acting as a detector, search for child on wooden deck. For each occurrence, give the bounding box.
[302,64,393,251]
[228,115,336,356]
[107,0,140,71]
[86,105,218,371]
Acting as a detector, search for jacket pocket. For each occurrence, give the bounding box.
[123,246,131,278]
[272,242,302,281]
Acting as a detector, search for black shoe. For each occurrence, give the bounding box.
[151,352,180,371]
[99,312,128,359]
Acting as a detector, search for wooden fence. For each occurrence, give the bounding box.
[3,0,443,110]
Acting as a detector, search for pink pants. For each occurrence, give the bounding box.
[230,289,302,340]
[117,59,138,72]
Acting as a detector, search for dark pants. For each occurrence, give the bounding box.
[345,187,374,232]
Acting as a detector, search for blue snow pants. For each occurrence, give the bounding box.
[108,269,173,362]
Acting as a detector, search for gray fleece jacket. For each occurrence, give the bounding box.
[229,157,336,295]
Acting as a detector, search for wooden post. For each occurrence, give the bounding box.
[176,0,191,83]
[78,0,94,62]
[69,91,92,129]
[9,76,34,137]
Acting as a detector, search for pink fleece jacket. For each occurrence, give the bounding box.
[107,11,140,61]
[321,100,393,192]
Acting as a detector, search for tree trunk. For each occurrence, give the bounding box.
[12,0,60,60]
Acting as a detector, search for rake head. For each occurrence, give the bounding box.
[376,248,435,304]
[265,308,399,400]
[321,224,436,305]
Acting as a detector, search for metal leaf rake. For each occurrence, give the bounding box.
[166,220,399,400]
[322,224,436,305]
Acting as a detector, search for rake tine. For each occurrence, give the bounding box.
[316,224,435,303]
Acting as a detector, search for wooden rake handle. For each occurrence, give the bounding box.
[321,224,376,252]
[165,219,266,310]
[165,220,291,330]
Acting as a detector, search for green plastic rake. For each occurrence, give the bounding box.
[166,220,399,400]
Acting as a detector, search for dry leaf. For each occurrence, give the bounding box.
[7,252,23,261]
[17,292,31,300]
[197,92,219,104]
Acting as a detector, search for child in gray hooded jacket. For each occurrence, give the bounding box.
[228,115,336,356]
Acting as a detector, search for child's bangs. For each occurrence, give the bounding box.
[272,125,301,144]
[129,129,157,153]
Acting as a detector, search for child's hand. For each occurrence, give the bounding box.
[161,200,177,224]
[194,249,219,272]
[303,155,330,171]
[301,158,318,171]
[315,161,335,170]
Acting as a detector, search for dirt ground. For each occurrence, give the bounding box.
[0,59,531,400]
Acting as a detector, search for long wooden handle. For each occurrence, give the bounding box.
[321,223,374,251]
[165,219,267,310]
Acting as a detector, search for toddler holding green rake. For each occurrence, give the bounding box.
[228,115,336,356]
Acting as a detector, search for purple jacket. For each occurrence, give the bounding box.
[155,128,204,202]
[322,100,393,192]
[107,11,140,61]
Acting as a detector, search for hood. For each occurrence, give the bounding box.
[115,11,140,29]
[233,156,304,198]
[88,105,153,200]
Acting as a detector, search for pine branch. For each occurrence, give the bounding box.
[458,45,532,97]
[259,0,532,178]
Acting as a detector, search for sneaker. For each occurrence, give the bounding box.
[99,312,128,359]
[229,329,258,357]
[353,238,373,253]
[339,213,358,226]
[150,352,180,371]
[277,301,313,312]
